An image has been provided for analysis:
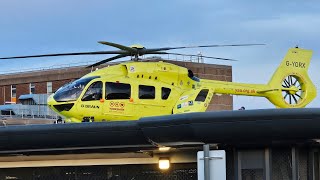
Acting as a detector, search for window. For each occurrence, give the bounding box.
[53,76,99,102]
[47,82,53,94]
[82,81,103,101]
[106,82,131,100]
[139,85,155,99]
[162,87,171,100]
[30,83,35,94]
[195,89,209,102]
[11,85,16,98]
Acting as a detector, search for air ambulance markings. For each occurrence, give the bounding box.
[109,101,125,111]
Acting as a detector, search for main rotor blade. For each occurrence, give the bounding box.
[152,52,238,61]
[146,44,265,52]
[98,41,138,53]
[0,51,127,60]
[86,54,129,68]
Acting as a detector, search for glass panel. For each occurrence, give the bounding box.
[195,89,209,102]
[240,150,265,180]
[106,82,131,100]
[139,85,155,99]
[53,76,99,102]
[162,87,171,100]
[82,81,103,101]
[272,149,292,180]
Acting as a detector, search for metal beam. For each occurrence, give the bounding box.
[264,148,271,180]
[203,144,210,180]
[234,149,241,180]
[291,147,299,180]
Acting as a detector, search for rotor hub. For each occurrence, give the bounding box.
[130,44,145,49]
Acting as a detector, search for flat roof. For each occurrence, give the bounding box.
[0,108,318,155]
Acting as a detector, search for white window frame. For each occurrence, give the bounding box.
[11,85,16,98]
[47,82,53,94]
[29,83,35,94]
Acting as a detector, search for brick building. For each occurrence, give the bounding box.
[0,60,233,111]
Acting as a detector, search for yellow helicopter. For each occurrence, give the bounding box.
[0,42,317,123]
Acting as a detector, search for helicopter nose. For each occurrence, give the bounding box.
[47,94,57,110]
[47,94,75,113]
[47,94,55,107]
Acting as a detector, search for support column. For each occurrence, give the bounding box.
[308,149,315,180]
[264,148,271,180]
[234,148,241,180]
[203,144,210,180]
[291,147,299,180]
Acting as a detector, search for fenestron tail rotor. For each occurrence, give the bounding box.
[0,41,265,67]
[281,75,304,105]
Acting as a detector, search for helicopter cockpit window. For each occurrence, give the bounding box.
[53,76,100,102]
[139,85,155,99]
[81,81,103,101]
[106,82,131,100]
[162,87,171,100]
[195,89,209,102]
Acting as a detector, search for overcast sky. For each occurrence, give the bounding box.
[0,0,319,109]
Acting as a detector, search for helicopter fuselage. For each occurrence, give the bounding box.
[48,48,317,123]
[48,61,215,123]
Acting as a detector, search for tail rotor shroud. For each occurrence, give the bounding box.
[281,75,304,105]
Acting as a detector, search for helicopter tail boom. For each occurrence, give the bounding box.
[266,47,316,108]
[202,47,316,108]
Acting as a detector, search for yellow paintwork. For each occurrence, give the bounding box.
[47,48,317,123]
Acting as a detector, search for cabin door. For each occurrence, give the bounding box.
[102,82,134,121]
[76,81,103,122]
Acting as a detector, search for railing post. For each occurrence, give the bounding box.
[204,144,210,180]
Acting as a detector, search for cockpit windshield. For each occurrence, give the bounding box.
[53,76,100,102]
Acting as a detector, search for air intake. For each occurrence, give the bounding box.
[53,103,74,112]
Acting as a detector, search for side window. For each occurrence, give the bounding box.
[139,85,155,99]
[162,87,171,100]
[106,82,131,100]
[82,81,103,101]
[195,89,209,102]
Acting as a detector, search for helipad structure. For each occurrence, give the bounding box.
[0,108,319,180]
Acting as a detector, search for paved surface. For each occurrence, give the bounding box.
[0,117,56,126]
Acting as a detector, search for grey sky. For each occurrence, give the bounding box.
[0,0,319,109]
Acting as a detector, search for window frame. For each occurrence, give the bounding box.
[53,76,100,102]
[195,89,209,102]
[161,87,171,100]
[11,85,16,98]
[81,81,103,101]
[139,85,156,100]
[29,83,35,94]
[105,82,131,100]
[47,82,53,94]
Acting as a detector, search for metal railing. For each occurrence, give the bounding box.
[1,108,59,120]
